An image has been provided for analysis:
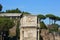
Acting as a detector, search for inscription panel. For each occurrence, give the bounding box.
[20,15,37,27]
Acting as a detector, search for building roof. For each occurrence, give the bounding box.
[0,13,22,16]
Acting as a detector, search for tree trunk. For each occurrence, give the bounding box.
[16,19,20,40]
[54,20,56,24]
[1,32,3,40]
[0,34,2,40]
[49,18,50,25]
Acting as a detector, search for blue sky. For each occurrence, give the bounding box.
[0,0,60,25]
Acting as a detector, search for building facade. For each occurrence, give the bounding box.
[0,13,40,40]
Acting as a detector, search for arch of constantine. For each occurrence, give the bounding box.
[0,13,40,40]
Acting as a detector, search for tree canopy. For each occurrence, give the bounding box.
[0,4,2,12]
[0,17,15,31]
[22,11,31,14]
[5,8,31,14]
[46,14,56,20]
[40,21,47,29]
[37,14,46,21]
[46,14,60,24]
[6,8,21,13]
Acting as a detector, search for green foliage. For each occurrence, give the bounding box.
[0,17,15,40]
[0,4,2,11]
[46,14,56,20]
[6,8,21,13]
[0,17,14,31]
[46,14,60,24]
[37,14,46,21]
[22,11,31,14]
[46,14,60,21]
[55,16,60,21]
[16,19,20,40]
[40,21,47,29]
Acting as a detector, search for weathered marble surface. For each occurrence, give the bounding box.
[20,15,39,40]
[20,27,37,40]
